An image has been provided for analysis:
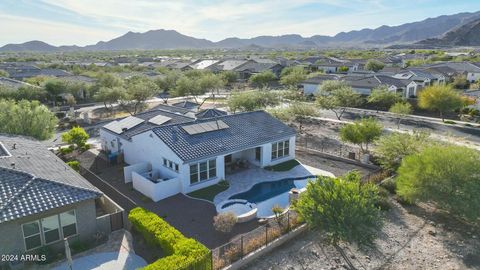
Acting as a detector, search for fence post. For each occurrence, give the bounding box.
[241,235,244,259]
[265,225,268,246]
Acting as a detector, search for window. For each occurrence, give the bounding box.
[271,140,290,160]
[190,164,198,184]
[189,158,217,184]
[163,158,179,172]
[60,210,77,238]
[41,215,60,244]
[255,147,261,161]
[224,154,232,164]
[23,221,42,250]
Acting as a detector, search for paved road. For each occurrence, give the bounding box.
[318,108,480,144]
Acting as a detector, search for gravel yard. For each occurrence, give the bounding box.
[243,199,480,270]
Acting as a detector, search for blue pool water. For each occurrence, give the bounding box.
[229,176,315,217]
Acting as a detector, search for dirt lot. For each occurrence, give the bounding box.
[243,199,480,270]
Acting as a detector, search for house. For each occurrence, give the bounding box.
[234,62,284,80]
[190,60,220,70]
[100,109,194,156]
[299,74,340,95]
[171,101,201,112]
[0,77,35,89]
[429,62,480,82]
[0,135,123,266]
[113,111,296,201]
[206,60,250,73]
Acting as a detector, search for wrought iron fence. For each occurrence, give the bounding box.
[212,210,303,270]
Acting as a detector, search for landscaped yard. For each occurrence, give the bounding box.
[187,180,230,201]
[264,159,300,171]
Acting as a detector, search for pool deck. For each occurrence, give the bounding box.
[213,163,334,205]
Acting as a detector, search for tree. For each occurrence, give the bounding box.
[220,70,239,85]
[94,86,126,111]
[396,145,480,221]
[367,86,403,112]
[282,102,319,132]
[418,85,464,122]
[338,66,349,72]
[44,79,67,105]
[227,90,280,113]
[0,69,9,77]
[123,76,159,115]
[340,117,383,154]
[0,99,58,140]
[280,66,307,87]
[389,102,413,128]
[451,74,469,89]
[198,73,225,96]
[62,127,89,148]
[249,71,276,87]
[296,171,382,246]
[365,59,385,72]
[373,131,431,172]
[170,75,206,104]
[316,80,362,120]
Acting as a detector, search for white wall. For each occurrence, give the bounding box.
[181,155,225,194]
[132,172,181,202]
[123,162,150,183]
[302,83,320,95]
[260,136,296,167]
[99,129,120,153]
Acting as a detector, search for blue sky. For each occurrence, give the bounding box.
[1,0,480,46]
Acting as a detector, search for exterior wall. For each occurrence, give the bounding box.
[99,129,120,153]
[302,83,320,95]
[260,136,296,167]
[182,155,225,194]
[0,199,97,256]
[467,72,480,83]
[123,162,150,183]
[132,171,181,201]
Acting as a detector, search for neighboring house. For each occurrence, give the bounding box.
[234,62,284,80]
[0,135,123,266]
[190,60,220,70]
[206,60,250,73]
[429,62,480,82]
[171,101,201,112]
[114,111,296,201]
[299,74,340,95]
[0,77,35,89]
[195,108,228,119]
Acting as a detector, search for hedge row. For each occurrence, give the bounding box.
[128,207,211,270]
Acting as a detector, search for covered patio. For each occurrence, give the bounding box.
[213,162,334,205]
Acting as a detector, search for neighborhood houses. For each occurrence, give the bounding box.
[1,3,480,270]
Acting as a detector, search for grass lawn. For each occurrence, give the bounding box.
[265,159,300,172]
[187,180,230,202]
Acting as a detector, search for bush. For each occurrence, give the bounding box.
[379,177,397,194]
[213,212,237,233]
[128,207,210,270]
[66,160,80,172]
[375,187,392,211]
[59,147,74,155]
[444,120,456,124]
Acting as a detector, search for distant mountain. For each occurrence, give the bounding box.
[1,11,479,51]
[83,29,215,50]
[417,18,480,47]
[0,40,58,52]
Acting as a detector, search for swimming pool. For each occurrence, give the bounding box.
[229,176,315,218]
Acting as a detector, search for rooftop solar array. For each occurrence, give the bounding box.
[104,116,144,134]
[148,115,171,125]
[182,120,229,135]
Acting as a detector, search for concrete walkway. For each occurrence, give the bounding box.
[213,163,334,205]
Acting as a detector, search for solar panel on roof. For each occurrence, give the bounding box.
[182,120,229,135]
[148,115,171,125]
[104,116,144,134]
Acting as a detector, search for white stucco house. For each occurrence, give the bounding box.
[100,110,296,202]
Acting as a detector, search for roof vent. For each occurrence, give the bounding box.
[10,162,15,169]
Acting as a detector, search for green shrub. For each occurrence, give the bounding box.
[128,207,211,270]
[59,147,73,155]
[379,177,397,194]
[375,187,392,211]
[66,160,80,172]
[444,120,456,124]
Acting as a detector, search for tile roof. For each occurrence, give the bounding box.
[195,109,228,119]
[152,111,296,163]
[150,104,193,114]
[0,134,99,192]
[101,109,194,139]
[0,167,99,223]
[172,101,200,110]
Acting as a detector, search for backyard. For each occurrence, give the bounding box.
[244,199,480,270]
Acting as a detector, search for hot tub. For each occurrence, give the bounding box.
[216,199,257,223]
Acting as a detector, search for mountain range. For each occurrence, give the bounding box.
[2,11,480,52]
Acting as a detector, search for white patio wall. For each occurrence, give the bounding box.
[123,162,150,183]
[132,171,181,202]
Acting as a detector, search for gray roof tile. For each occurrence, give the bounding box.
[152,111,295,162]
